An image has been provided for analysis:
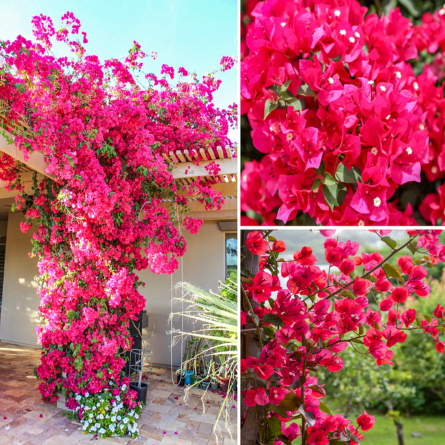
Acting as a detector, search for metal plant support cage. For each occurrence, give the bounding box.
[129,349,153,388]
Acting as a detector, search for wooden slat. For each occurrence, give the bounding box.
[183,150,193,162]
[199,149,208,160]
[175,150,187,163]
[225,146,232,159]
[216,146,224,159]
[169,151,178,163]
[208,149,216,160]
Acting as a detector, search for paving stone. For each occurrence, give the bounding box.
[0,341,237,444]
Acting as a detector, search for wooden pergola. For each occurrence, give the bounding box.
[0,134,238,220]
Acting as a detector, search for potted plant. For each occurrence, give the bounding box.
[210,378,219,391]
[218,366,229,393]
[176,369,185,386]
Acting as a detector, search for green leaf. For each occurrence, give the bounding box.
[279,392,302,412]
[262,313,284,327]
[73,174,83,184]
[335,163,362,184]
[266,416,282,437]
[322,172,338,211]
[287,97,303,112]
[318,401,332,415]
[359,322,364,335]
[65,154,75,168]
[407,241,417,255]
[312,178,322,191]
[297,84,315,96]
[264,100,278,119]
[337,183,347,206]
[350,433,361,444]
[263,326,276,338]
[269,404,289,418]
[399,0,420,17]
[383,263,404,283]
[315,160,326,176]
[424,314,432,323]
[381,236,397,249]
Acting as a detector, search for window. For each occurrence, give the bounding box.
[225,233,237,277]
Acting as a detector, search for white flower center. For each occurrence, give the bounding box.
[440,8,445,15]
[396,71,402,79]
[286,132,293,141]
[374,197,382,207]
[281,22,286,27]
[380,86,386,92]
[349,37,356,43]
[358,220,365,226]
[340,29,346,35]
[432,166,438,174]
[334,10,341,17]
[419,123,425,130]
[369,80,374,85]
[406,147,412,155]
[328,77,334,84]
[313,187,319,193]
[355,32,360,38]
[371,147,378,155]
[414,82,419,90]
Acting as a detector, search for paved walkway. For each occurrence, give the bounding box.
[0,342,237,444]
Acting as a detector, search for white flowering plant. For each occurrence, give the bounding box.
[67,381,143,439]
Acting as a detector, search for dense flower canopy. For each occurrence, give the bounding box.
[241,229,445,444]
[241,0,445,226]
[0,12,236,411]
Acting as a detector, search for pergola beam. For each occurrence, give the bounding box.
[0,134,54,179]
[171,157,237,179]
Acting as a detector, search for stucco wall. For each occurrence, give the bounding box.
[138,222,226,367]
[0,213,40,346]
[0,218,228,368]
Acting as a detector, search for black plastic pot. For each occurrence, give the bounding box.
[130,382,148,404]
[176,372,185,386]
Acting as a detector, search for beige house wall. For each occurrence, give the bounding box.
[0,213,40,346]
[0,216,230,368]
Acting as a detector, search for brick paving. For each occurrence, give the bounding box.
[0,341,237,444]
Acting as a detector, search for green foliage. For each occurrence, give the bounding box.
[320,274,445,417]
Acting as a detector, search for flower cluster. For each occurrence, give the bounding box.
[241,0,445,226]
[241,229,445,444]
[71,381,142,439]
[0,11,236,419]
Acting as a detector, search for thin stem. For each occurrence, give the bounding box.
[308,234,419,311]
[241,285,263,350]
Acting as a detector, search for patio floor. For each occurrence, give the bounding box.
[0,341,237,445]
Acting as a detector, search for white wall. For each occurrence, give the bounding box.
[0,218,228,368]
[0,213,40,346]
[138,222,226,367]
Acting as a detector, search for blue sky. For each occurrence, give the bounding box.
[0,0,238,142]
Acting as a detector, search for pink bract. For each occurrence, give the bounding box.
[241,0,445,226]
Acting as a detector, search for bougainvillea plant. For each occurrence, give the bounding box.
[0,11,236,433]
[241,229,445,444]
[241,0,445,226]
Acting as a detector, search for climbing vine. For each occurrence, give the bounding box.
[0,11,236,428]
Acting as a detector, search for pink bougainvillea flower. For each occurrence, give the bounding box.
[246,231,269,255]
[356,411,375,432]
